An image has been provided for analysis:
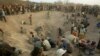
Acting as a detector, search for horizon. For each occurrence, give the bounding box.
[29,0,100,5]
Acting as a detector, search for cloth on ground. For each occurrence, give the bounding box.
[56,48,66,56]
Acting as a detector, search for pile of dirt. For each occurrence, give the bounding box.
[0,11,69,56]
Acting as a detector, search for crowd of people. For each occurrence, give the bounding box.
[0,3,100,56]
[29,12,100,56]
[0,3,99,16]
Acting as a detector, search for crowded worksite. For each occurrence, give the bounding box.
[0,0,100,56]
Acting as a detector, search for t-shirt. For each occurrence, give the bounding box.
[80,28,86,35]
[43,40,51,50]
[2,10,5,16]
[34,41,42,48]
[60,40,68,50]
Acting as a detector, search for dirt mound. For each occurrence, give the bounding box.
[0,11,69,56]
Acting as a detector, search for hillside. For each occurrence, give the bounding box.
[0,11,71,56]
[0,11,100,56]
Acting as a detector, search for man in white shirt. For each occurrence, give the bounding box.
[43,39,51,50]
[1,9,6,22]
